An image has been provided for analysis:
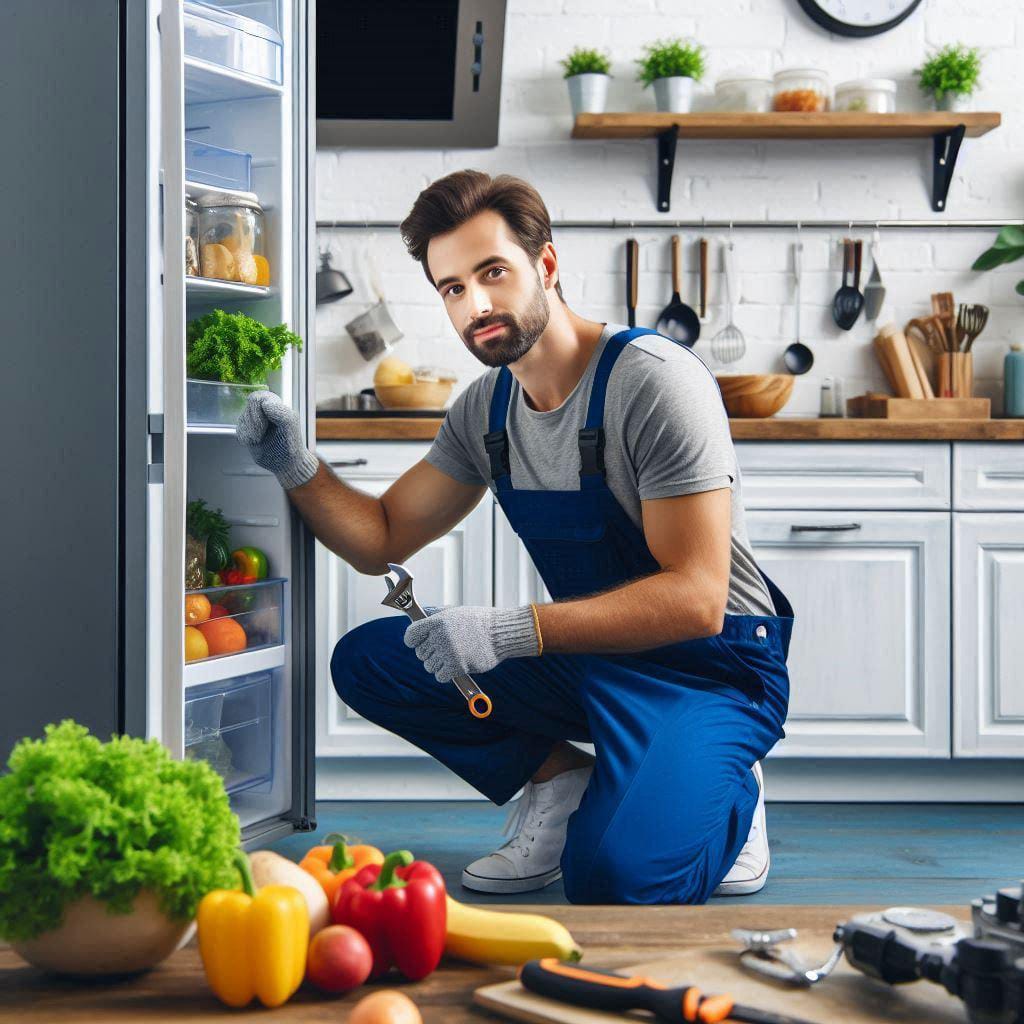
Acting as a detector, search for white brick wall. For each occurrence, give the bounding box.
[315,1,1024,416]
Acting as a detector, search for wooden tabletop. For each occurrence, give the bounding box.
[0,904,965,1023]
[317,416,1024,442]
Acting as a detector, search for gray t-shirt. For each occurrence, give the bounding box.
[425,323,775,617]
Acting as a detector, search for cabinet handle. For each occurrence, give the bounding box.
[332,458,369,468]
[790,523,862,532]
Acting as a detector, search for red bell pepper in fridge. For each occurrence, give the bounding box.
[332,849,446,981]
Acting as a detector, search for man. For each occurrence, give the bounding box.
[237,170,793,905]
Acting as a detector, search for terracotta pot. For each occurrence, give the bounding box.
[11,891,194,977]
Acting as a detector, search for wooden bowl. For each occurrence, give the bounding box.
[11,891,194,976]
[374,379,454,410]
[715,373,794,418]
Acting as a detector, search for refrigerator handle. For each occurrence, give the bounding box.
[147,414,164,484]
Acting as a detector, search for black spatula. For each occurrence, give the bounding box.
[656,234,700,346]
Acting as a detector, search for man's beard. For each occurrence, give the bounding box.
[462,278,550,367]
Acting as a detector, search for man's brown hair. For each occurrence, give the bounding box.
[399,169,564,301]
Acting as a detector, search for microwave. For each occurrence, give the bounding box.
[316,0,507,148]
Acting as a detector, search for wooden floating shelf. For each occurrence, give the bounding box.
[571,111,1001,212]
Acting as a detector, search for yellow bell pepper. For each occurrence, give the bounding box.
[197,850,309,1008]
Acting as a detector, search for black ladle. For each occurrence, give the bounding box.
[783,342,814,374]
[832,238,864,330]
[316,250,353,305]
[656,234,700,346]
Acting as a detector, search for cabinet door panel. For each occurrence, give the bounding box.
[316,471,493,757]
[746,511,951,758]
[954,513,1024,756]
[954,443,1024,510]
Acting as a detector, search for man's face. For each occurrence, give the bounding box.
[427,210,553,367]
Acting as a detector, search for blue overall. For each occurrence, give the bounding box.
[332,327,793,904]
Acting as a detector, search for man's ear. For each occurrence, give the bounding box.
[538,241,559,292]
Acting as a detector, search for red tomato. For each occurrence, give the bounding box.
[208,604,230,619]
[305,925,373,995]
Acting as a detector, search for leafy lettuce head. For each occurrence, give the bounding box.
[0,720,241,941]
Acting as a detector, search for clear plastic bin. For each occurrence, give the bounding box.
[834,78,897,114]
[185,671,273,793]
[186,139,253,192]
[184,1,283,85]
[772,68,831,112]
[187,378,267,428]
[184,578,285,662]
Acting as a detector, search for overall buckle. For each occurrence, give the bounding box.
[484,429,511,480]
[578,427,606,477]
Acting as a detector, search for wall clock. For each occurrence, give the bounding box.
[797,0,924,38]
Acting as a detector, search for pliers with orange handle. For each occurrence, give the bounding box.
[518,958,822,1024]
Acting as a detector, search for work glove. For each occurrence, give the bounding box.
[236,391,319,490]
[404,605,540,683]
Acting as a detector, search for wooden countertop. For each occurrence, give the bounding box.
[0,904,968,1023]
[318,416,1024,442]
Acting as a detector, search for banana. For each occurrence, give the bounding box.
[444,894,583,966]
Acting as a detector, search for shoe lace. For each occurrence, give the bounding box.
[499,783,556,856]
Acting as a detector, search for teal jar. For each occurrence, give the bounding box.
[1006,344,1024,417]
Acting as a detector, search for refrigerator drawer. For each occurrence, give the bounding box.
[185,671,274,794]
[184,1,283,85]
[187,379,267,429]
[185,140,253,192]
[185,577,285,664]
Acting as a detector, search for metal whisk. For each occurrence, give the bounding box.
[710,240,746,366]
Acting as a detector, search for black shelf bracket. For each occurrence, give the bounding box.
[932,123,967,212]
[656,125,679,212]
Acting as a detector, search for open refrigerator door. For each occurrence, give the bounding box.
[150,0,315,844]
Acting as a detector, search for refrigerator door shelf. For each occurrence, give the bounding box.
[186,276,272,300]
[185,576,286,662]
[184,1,283,88]
[185,669,274,794]
[187,378,267,429]
[185,139,252,192]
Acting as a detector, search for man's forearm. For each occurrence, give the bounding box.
[284,460,392,574]
[535,570,724,654]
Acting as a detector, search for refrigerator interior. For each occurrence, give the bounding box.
[173,0,305,833]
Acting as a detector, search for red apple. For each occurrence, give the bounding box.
[306,924,373,994]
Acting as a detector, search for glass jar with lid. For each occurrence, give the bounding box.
[834,78,897,113]
[197,191,267,285]
[185,197,200,277]
[715,76,773,112]
[772,68,830,112]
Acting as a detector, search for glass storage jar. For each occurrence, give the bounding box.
[185,197,200,277]
[834,78,897,113]
[772,68,830,112]
[715,77,773,112]
[197,191,266,285]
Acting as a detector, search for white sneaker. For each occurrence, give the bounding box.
[461,765,592,895]
[713,761,769,897]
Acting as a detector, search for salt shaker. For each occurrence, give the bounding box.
[819,376,836,417]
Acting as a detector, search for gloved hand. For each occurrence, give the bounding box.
[404,605,540,683]
[236,391,319,490]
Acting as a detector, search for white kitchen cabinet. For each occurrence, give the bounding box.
[315,444,494,757]
[746,510,951,758]
[953,443,1024,510]
[954,514,1024,757]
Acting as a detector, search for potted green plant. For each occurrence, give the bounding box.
[916,43,982,111]
[560,47,612,117]
[0,721,241,976]
[636,38,706,113]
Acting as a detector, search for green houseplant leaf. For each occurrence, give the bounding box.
[915,43,982,99]
[560,47,612,79]
[635,38,706,87]
[973,224,1024,296]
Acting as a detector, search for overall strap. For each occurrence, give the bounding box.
[484,366,515,492]
[579,327,660,485]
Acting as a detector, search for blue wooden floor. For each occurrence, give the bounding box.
[269,802,1023,906]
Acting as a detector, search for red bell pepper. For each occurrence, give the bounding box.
[332,849,446,981]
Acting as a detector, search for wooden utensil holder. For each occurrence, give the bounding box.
[937,352,973,398]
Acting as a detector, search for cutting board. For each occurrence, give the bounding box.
[846,395,990,420]
[474,935,968,1024]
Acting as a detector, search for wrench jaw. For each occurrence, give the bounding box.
[380,562,417,614]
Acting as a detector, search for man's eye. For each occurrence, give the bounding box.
[487,267,505,279]
[445,285,463,297]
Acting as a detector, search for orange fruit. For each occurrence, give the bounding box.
[197,616,247,656]
[184,626,209,662]
[185,593,212,625]
[253,254,270,286]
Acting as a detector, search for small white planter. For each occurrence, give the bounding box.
[653,76,695,113]
[567,73,610,116]
[935,91,973,112]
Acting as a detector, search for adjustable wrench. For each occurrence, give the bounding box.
[381,562,493,719]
